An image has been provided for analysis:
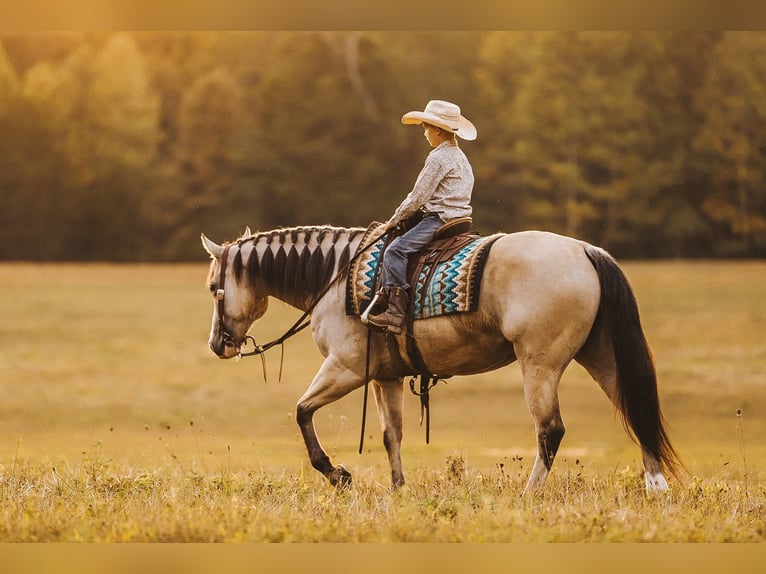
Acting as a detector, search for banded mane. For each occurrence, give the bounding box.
[231,226,366,310]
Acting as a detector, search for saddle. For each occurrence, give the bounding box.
[405,217,478,316]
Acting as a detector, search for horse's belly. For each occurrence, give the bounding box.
[411,321,516,375]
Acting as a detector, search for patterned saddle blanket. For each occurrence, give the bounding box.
[345,222,502,320]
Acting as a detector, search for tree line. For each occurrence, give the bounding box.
[1,31,764,261]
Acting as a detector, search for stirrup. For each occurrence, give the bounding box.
[366,313,404,335]
[361,290,386,325]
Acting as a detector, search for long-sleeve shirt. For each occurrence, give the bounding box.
[390,140,474,225]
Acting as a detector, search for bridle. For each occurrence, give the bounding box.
[215,244,258,355]
[213,242,311,382]
[213,233,386,378]
[214,243,307,360]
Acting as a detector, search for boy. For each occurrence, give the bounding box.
[367,100,477,334]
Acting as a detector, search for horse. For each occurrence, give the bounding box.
[200,225,682,494]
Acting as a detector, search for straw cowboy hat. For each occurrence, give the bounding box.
[401,100,477,141]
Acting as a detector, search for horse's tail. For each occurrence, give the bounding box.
[583,244,683,478]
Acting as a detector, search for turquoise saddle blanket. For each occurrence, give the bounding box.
[345,223,501,320]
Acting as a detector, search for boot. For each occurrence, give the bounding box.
[365,288,390,317]
[367,287,408,334]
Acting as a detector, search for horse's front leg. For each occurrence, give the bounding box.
[372,378,405,488]
[296,356,364,489]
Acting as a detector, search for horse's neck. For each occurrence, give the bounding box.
[238,226,366,310]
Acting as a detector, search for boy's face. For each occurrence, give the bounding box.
[422,123,441,147]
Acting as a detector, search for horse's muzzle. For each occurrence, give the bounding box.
[209,337,240,359]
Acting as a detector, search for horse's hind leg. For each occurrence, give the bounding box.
[296,356,365,489]
[519,361,567,494]
[575,333,669,491]
[372,378,405,488]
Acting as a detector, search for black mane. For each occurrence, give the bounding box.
[231,227,364,309]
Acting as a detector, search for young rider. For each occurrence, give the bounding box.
[367,99,477,334]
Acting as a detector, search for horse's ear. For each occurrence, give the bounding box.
[242,226,252,239]
[201,234,224,260]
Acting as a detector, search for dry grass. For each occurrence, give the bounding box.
[0,261,765,542]
[1,455,764,542]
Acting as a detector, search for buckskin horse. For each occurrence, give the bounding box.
[201,224,682,493]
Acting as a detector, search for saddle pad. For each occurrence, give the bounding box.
[346,223,502,320]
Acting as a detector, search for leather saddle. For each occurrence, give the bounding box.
[413,215,474,253]
[406,216,478,308]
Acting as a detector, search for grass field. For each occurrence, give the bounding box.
[0,260,765,542]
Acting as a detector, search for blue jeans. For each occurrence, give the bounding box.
[380,213,444,290]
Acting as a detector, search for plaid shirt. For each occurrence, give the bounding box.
[391,140,474,224]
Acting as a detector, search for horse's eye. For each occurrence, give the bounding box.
[208,284,216,294]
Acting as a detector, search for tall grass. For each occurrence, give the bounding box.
[0,261,764,542]
[1,455,763,542]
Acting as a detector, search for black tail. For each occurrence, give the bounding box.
[584,245,682,478]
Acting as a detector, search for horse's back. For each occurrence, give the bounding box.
[490,230,593,266]
[487,230,599,281]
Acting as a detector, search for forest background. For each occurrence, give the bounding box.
[1,31,765,262]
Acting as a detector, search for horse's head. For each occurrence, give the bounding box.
[201,232,268,359]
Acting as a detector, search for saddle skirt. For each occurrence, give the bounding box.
[345,222,502,320]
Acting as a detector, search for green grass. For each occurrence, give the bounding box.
[0,261,765,542]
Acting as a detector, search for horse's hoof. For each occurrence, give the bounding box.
[330,464,352,489]
[644,471,669,492]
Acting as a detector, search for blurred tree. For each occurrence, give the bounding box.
[0,42,27,257]
[472,32,540,234]
[239,32,394,230]
[0,40,17,94]
[0,31,85,74]
[2,31,766,260]
[43,34,160,260]
[601,32,696,257]
[150,67,249,259]
[475,32,689,255]
[691,32,766,256]
[0,42,77,259]
[644,32,720,257]
[0,35,158,260]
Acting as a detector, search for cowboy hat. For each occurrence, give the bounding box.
[401,100,477,141]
